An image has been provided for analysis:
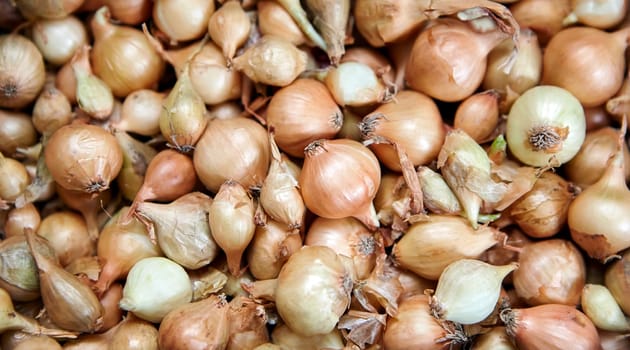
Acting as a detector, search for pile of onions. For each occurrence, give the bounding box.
[1,2,630,349]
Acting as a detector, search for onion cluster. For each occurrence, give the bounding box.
[0,1,629,349]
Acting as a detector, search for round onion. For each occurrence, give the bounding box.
[31,15,88,66]
[0,34,46,109]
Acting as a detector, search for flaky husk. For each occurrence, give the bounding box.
[136,192,217,270]
[158,294,230,350]
[227,296,269,349]
[24,229,104,333]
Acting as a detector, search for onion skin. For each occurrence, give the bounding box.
[0,34,46,109]
[502,304,601,350]
[605,250,630,315]
[44,124,123,194]
[0,110,38,156]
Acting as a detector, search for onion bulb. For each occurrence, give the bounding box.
[153,0,215,42]
[605,249,630,315]
[13,0,83,19]
[542,26,630,108]
[44,123,123,194]
[91,6,165,97]
[512,239,586,306]
[275,246,352,336]
[246,220,302,280]
[32,81,73,136]
[36,211,93,267]
[194,117,270,193]
[115,89,165,137]
[304,0,350,65]
[406,18,511,102]
[71,45,115,120]
[0,34,46,109]
[270,323,344,350]
[431,259,517,324]
[506,85,585,167]
[509,0,571,44]
[581,284,630,332]
[325,61,394,107]
[31,15,88,66]
[0,110,38,157]
[266,78,342,158]
[300,138,381,229]
[360,90,445,170]
[208,0,251,63]
[119,257,192,323]
[104,0,152,25]
[3,203,40,238]
[257,1,308,46]
[563,0,628,29]
[501,304,601,350]
[0,235,54,302]
[0,153,30,202]
[568,124,630,261]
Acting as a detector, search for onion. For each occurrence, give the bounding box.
[275,246,352,336]
[109,313,159,349]
[32,81,73,136]
[44,123,123,194]
[71,45,114,120]
[266,78,343,158]
[605,249,630,315]
[209,181,256,276]
[154,0,215,43]
[341,47,396,85]
[0,34,46,109]
[13,0,83,19]
[158,294,230,350]
[325,61,394,107]
[55,58,77,103]
[585,105,612,132]
[113,129,157,202]
[232,35,308,87]
[193,117,270,193]
[508,172,576,238]
[31,15,87,66]
[453,90,500,143]
[119,256,192,323]
[92,207,162,297]
[430,259,517,325]
[405,18,510,102]
[104,0,152,25]
[565,126,630,189]
[227,296,270,349]
[501,304,601,350]
[509,0,572,44]
[300,138,381,229]
[126,149,197,221]
[568,124,630,261]
[506,85,586,167]
[208,0,250,63]
[304,0,350,64]
[361,90,445,170]
[0,153,30,203]
[24,229,104,333]
[114,89,165,137]
[136,192,217,270]
[259,133,306,229]
[273,0,326,50]
[0,110,37,157]
[542,26,630,108]
[246,220,302,280]
[383,295,466,350]
[90,6,165,97]
[3,203,40,238]
[512,239,586,306]
[36,211,93,267]
[393,215,504,280]
[98,282,123,332]
[581,283,630,332]
[257,1,307,46]
[563,0,628,29]
[305,216,378,280]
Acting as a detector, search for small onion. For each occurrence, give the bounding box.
[453,90,501,143]
[564,0,628,29]
[581,284,630,332]
[275,246,352,336]
[31,15,88,66]
[509,0,572,44]
[32,82,73,136]
[114,89,165,137]
[104,0,152,25]
[3,203,40,238]
[208,0,251,62]
[325,61,394,107]
[36,211,93,267]
[0,110,37,156]
[0,154,30,202]
[0,34,46,109]
[506,85,585,167]
[257,1,307,46]
[605,249,630,316]
[13,0,83,19]
[246,220,302,280]
[299,138,381,229]
[44,124,123,194]
[154,0,215,42]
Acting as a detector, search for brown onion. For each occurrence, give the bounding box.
[360,90,445,170]
[154,0,215,43]
[109,313,159,349]
[32,81,73,136]
[91,6,165,97]
[305,216,378,280]
[0,154,30,202]
[31,15,88,66]
[246,220,302,280]
[0,110,37,157]
[114,89,165,137]
[56,185,111,242]
[55,59,77,103]
[604,249,630,315]
[406,18,511,102]
[266,79,343,158]
[275,246,352,336]
[37,211,93,267]
[104,0,152,25]
[513,239,586,306]
[564,0,629,29]
[509,0,572,44]
[13,0,83,19]
[3,203,40,238]
[194,117,270,193]
[0,34,46,109]
[454,90,501,143]
[565,126,630,189]
[501,304,600,350]
[257,1,307,46]
[45,123,123,194]
[226,296,270,349]
[98,282,123,332]
[300,138,381,229]
[208,0,250,63]
[542,26,630,108]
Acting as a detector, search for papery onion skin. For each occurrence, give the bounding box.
[502,304,601,350]
[44,124,123,194]
[361,90,445,171]
[299,138,381,229]
[193,117,270,193]
[246,220,302,280]
[509,0,572,45]
[275,246,352,337]
[0,34,46,109]
[506,85,585,167]
[604,249,630,315]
